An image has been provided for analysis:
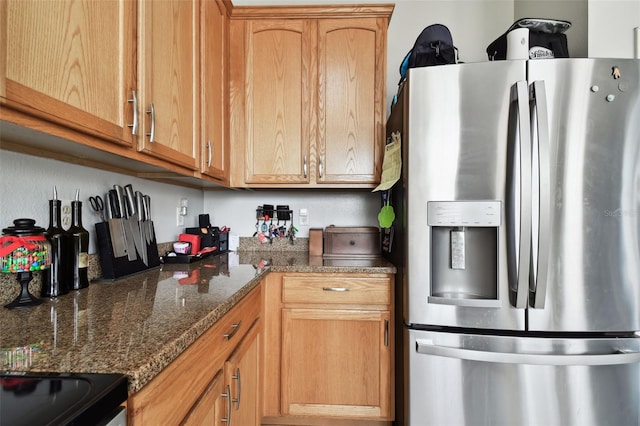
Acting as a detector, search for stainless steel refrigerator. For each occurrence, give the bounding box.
[384,58,640,426]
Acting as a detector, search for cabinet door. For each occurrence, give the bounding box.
[3,0,136,147]
[225,320,261,426]
[281,308,392,420]
[138,0,199,170]
[317,18,386,184]
[181,370,229,426]
[200,0,228,182]
[236,19,313,185]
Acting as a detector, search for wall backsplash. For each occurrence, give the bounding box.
[203,190,381,238]
[0,150,204,254]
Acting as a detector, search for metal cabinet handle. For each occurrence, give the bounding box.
[223,322,241,341]
[207,140,212,167]
[127,90,138,135]
[318,155,324,178]
[221,384,232,424]
[146,103,155,142]
[303,155,307,178]
[384,319,389,347]
[322,287,349,292]
[231,367,241,410]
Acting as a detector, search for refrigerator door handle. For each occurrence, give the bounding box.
[416,338,640,366]
[530,80,551,309]
[508,80,533,309]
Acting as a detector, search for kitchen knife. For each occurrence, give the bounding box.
[106,190,127,258]
[124,184,148,266]
[141,193,153,245]
[135,191,149,245]
[114,185,137,261]
[143,195,156,243]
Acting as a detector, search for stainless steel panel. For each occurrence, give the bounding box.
[404,61,527,329]
[406,328,640,426]
[528,58,640,332]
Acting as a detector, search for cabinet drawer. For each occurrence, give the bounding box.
[282,275,391,305]
[207,285,261,359]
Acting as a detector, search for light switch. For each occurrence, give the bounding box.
[299,208,309,226]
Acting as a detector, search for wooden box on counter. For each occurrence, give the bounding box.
[323,226,381,258]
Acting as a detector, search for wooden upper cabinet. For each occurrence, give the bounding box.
[138,0,199,170]
[229,5,393,188]
[231,19,313,185]
[3,0,137,147]
[317,18,387,184]
[200,0,229,183]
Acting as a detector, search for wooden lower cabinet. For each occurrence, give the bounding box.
[128,284,261,425]
[181,370,227,425]
[263,273,394,425]
[182,320,260,426]
[282,308,391,418]
[224,319,261,425]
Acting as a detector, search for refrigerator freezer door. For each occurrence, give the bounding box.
[406,328,640,426]
[527,58,640,332]
[404,61,528,330]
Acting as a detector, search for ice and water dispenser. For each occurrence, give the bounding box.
[427,201,501,306]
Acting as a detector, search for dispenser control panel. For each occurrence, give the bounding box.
[427,201,501,227]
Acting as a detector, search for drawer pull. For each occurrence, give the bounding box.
[221,384,232,424]
[303,155,308,178]
[146,103,156,142]
[232,367,241,410]
[322,287,349,292]
[224,322,241,341]
[127,90,138,135]
[384,319,389,347]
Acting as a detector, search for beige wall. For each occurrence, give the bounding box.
[588,0,640,58]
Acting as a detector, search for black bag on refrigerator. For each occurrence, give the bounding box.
[486,18,571,61]
[398,24,458,84]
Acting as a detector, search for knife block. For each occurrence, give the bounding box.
[95,222,161,280]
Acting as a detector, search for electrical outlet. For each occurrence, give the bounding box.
[61,200,72,229]
[177,207,184,226]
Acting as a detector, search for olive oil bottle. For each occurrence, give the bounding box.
[67,189,89,290]
[42,186,70,297]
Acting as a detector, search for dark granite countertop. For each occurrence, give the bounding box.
[0,250,395,393]
[237,251,396,274]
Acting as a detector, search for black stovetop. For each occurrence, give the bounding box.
[0,371,127,426]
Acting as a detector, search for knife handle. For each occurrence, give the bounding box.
[124,184,137,215]
[143,195,151,221]
[108,189,120,218]
[135,191,145,221]
[104,193,113,220]
[113,185,126,218]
